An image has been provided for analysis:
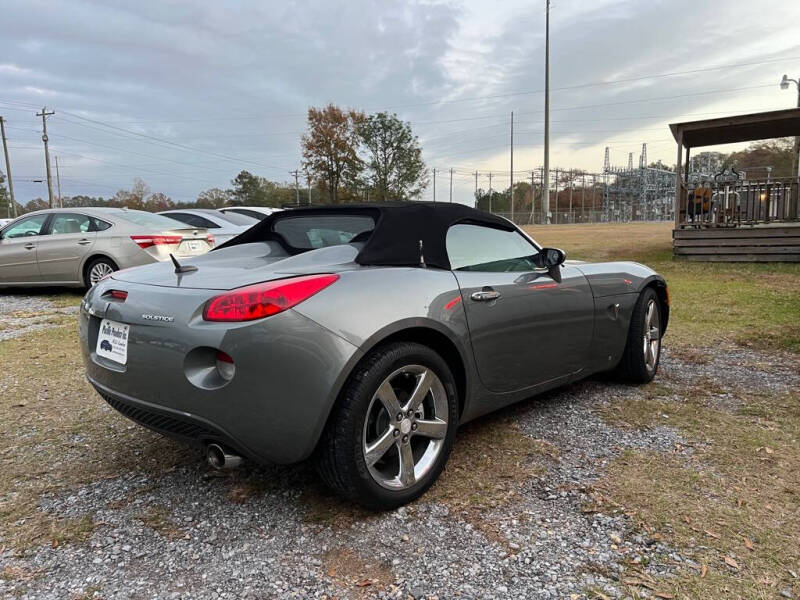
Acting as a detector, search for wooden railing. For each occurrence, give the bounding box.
[677,176,800,228]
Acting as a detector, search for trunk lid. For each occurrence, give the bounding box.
[111,241,362,290]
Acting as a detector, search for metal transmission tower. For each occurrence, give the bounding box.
[602,144,675,222]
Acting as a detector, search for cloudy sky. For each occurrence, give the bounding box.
[1,0,799,205]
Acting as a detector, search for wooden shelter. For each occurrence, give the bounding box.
[671,108,800,261]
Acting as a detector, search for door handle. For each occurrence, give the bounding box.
[471,289,501,302]
[77,239,92,245]
[24,243,36,250]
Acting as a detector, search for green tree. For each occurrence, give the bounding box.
[196,187,231,208]
[229,171,289,207]
[356,112,427,201]
[0,171,10,218]
[302,104,364,204]
[144,192,174,212]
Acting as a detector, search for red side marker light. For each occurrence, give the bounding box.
[529,283,558,290]
[444,295,462,310]
[203,274,339,322]
[624,279,632,285]
[106,289,128,301]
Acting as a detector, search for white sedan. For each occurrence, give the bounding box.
[158,209,258,245]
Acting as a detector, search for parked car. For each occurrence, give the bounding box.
[218,206,282,221]
[0,208,213,288]
[80,203,668,509]
[158,209,257,245]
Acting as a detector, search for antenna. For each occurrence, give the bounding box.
[419,240,426,268]
[170,254,198,274]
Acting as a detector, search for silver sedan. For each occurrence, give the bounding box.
[0,207,213,288]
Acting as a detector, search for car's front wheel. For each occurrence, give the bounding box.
[316,341,458,510]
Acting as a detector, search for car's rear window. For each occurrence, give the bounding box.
[272,215,374,250]
[116,211,191,229]
[216,211,258,226]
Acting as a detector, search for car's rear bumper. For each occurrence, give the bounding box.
[79,280,361,464]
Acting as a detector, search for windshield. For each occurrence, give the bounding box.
[116,211,194,230]
[272,214,375,250]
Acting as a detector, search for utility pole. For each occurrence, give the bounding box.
[474,171,478,207]
[306,172,311,206]
[449,168,453,203]
[542,0,551,223]
[529,170,536,223]
[290,170,300,206]
[55,156,63,208]
[37,107,56,208]
[433,168,436,202]
[0,116,17,218]
[510,111,514,222]
[488,172,493,213]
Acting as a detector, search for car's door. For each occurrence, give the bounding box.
[448,223,594,393]
[0,214,50,284]
[36,212,98,283]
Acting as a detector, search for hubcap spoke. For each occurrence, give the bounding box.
[376,380,402,417]
[413,418,447,440]
[404,368,432,412]
[398,443,416,487]
[648,326,659,341]
[364,427,396,467]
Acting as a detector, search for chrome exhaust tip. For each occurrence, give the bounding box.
[206,443,242,470]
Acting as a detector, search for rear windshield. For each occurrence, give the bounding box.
[116,211,192,229]
[216,211,258,226]
[272,214,374,250]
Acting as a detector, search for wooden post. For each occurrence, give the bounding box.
[674,131,683,229]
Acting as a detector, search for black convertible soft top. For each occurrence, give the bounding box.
[222,202,517,270]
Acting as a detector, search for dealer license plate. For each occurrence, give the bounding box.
[96,318,130,365]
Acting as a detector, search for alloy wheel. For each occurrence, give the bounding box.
[362,364,449,490]
[642,299,660,371]
[89,262,114,286]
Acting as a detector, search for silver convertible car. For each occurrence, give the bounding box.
[80,203,668,509]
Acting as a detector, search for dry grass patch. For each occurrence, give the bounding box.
[0,323,195,552]
[137,506,185,540]
[598,392,800,599]
[320,547,395,596]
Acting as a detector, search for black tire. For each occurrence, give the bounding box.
[84,257,118,289]
[614,287,662,383]
[315,341,459,510]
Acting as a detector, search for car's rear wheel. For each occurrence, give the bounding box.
[315,342,458,510]
[85,257,117,288]
[614,287,662,383]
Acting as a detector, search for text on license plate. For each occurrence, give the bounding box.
[96,318,129,365]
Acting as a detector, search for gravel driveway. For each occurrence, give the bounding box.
[1,330,798,599]
[0,293,80,342]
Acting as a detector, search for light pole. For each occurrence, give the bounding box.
[780,74,800,178]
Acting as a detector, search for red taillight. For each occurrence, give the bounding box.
[130,235,183,249]
[109,290,128,301]
[203,274,339,322]
[207,234,215,246]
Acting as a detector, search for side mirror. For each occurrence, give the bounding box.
[532,247,566,282]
